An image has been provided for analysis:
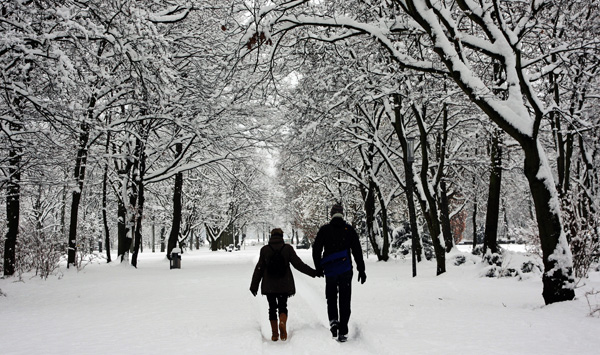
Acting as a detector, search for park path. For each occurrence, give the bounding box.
[0,246,386,355]
[3,245,597,354]
[248,247,385,355]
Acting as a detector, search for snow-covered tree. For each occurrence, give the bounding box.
[238,0,600,303]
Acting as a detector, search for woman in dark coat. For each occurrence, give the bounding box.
[250,228,317,341]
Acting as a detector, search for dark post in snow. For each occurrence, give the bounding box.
[152,217,156,253]
[406,137,418,278]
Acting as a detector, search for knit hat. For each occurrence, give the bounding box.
[270,228,284,237]
[330,203,344,217]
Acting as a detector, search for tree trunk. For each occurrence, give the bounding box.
[579,136,596,213]
[414,104,446,275]
[363,181,384,260]
[472,198,478,252]
[391,94,422,261]
[3,145,21,276]
[60,184,66,242]
[374,183,390,261]
[405,165,422,263]
[131,188,144,267]
[152,221,156,253]
[117,195,131,261]
[437,104,453,253]
[167,143,184,258]
[128,178,137,255]
[116,169,133,262]
[102,131,112,263]
[210,238,220,251]
[417,187,445,275]
[67,121,90,267]
[131,138,146,268]
[160,226,166,252]
[115,139,136,262]
[234,226,239,247]
[206,224,221,251]
[356,132,385,260]
[522,141,575,304]
[439,179,453,253]
[483,130,502,255]
[472,140,479,253]
[549,55,576,199]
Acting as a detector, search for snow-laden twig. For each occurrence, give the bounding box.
[585,290,600,317]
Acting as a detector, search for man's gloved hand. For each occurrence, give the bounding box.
[358,271,367,284]
[250,289,257,297]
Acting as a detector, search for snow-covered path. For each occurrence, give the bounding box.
[0,246,598,355]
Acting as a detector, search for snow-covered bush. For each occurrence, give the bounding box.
[482,250,503,267]
[479,249,542,280]
[15,225,64,280]
[12,192,66,279]
[75,212,104,268]
[447,251,478,266]
[559,185,600,280]
[454,255,467,266]
[568,220,600,280]
[521,261,540,274]
[390,223,434,260]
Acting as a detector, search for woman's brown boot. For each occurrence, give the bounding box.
[279,313,288,341]
[270,320,279,341]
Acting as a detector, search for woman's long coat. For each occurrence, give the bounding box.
[250,235,316,296]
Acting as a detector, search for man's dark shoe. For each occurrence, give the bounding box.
[329,320,339,337]
[338,334,348,343]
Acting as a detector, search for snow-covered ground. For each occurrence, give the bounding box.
[1,245,598,355]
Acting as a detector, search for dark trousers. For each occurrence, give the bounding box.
[325,270,353,335]
[266,294,288,320]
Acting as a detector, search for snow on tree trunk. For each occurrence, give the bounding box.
[523,141,575,304]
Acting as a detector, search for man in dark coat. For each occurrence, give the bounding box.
[312,203,366,342]
[250,228,317,341]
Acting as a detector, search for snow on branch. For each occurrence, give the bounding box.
[276,14,446,75]
[258,0,309,17]
[407,0,536,139]
[144,153,233,184]
[148,5,192,24]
